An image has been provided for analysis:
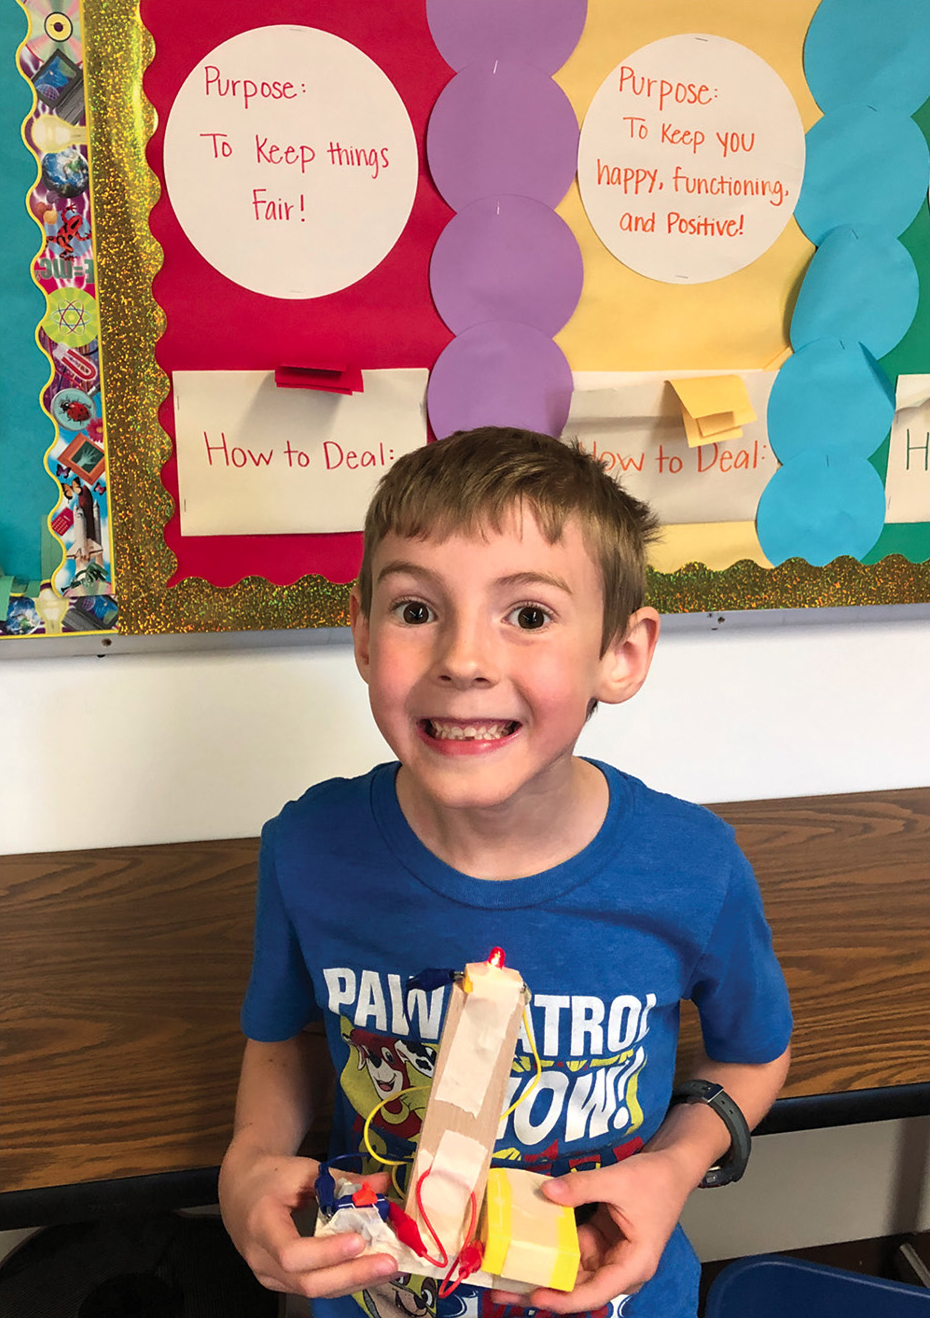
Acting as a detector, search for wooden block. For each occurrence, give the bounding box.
[404,960,526,1259]
[480,1168,580,1292]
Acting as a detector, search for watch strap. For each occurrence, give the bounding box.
[669,1079,751,1187]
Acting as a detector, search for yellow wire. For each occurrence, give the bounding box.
[362,1084,429,1168]
[500,1006,542,1119]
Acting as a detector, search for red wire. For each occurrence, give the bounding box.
[414,1167,483,1292]
[414,1168,449,1269]
[438,1190,480,1298]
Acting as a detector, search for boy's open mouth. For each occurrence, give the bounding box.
[421,718,519,742]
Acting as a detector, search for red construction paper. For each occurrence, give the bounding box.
[274,364,365,395]
[142,0,453,588]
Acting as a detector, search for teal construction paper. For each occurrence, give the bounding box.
[862,522,930,565]
[794,106,929,245]
[804,0,930,117]
[790,227,919,359]
[0,4,56,581]
[756,451,888,566]
[880,96,930,382]
[767,339,895,463]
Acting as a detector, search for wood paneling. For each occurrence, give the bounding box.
[2,787,928,1194]
[1,840,260,1193]
[696,787,930,1097]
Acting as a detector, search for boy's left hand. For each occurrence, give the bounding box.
[489,1152,692,1314]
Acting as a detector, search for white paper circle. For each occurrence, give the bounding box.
[163,26,418,299]
[578,35,805,284]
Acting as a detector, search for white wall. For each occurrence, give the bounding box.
[2,610,929,1258]
[3,610,929,853]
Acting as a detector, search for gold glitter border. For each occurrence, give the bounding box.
[85,0,352,634]
[84,2,929,635]
[646,555,930,615]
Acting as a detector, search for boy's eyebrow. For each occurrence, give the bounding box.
[498,570,573,595]
[376,562,573,594]
[376,559,434,586]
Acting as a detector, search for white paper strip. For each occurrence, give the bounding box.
[886,375,930,524]
[173,368,428,535]
[563,369,777,524]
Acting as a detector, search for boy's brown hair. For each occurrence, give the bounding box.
[358,427,659,651]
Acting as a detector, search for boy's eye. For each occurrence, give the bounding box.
[397,600,433,625]
[511,605,549,630]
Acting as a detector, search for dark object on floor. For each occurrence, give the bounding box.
[0,1212,278,1318]
[705,1254,930,1318]
[77,1272,183,1318]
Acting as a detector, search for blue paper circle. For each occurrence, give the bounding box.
[794,107,929,245]
[756,452,887,566]
[767,340,895,463]
[804,0,930,116]
[790,227,919,358]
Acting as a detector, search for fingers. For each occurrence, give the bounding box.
[541,1165,618,1208]
[253,1229,399,1298]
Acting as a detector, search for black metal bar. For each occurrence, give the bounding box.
[0,1166,219,1231]
[755,1083,930,1135]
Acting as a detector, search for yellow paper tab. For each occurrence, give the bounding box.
[670,375,757,447]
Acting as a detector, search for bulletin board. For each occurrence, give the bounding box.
[3,0,929,638]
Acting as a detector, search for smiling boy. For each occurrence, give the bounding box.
[219,427,791,1318]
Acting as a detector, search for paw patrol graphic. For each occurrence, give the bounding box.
[339,1018,437,1156]
[357,1272,440,1318]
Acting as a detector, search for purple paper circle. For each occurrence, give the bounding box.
[427,62,579,212]
[430,195,583,335]
[426,0,587,75]
[427,321,574,438]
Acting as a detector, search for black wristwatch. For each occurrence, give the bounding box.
[669,1079,751,1187]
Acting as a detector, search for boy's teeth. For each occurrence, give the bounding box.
[428,720,514,740]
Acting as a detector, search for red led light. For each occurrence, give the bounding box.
[488,946,505,967]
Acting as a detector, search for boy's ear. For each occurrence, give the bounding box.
[349,587,371,683]
[595,607,660,706]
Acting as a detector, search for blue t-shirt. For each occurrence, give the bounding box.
[242,761,792,1318]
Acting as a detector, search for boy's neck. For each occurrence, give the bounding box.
[394,756,610,880]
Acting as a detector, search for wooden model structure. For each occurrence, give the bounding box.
[316,950,580,1293]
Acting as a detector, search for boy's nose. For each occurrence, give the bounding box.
[435,617,499,687]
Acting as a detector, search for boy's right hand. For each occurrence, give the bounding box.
[219,1144,398,1298]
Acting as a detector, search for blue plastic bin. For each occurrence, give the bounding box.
[705,1254,930,1317]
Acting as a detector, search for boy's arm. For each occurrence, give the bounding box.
[219,1026,397,1298]
[492,1045,791,1315]
[643,1043,792,1183]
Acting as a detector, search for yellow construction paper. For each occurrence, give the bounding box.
[554,0,821,371]
[670,374,757,447]
[697,411,736,437]
[650,521,774,572]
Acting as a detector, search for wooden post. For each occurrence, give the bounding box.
[403,957,526,1260]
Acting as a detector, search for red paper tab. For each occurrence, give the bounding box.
[274,363,364,395]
